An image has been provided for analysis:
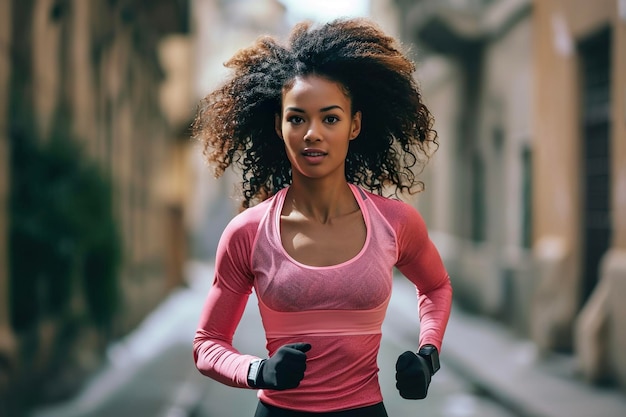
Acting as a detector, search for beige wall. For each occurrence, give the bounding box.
[32,0,62,141]
[531,0,585,351]
[479,15,534,330]
[418,56,462,238]
[70,0,97,152]
[533,0,626,391]
[532,1,622,250]
[480,17,532,251]
[532,1,584,243]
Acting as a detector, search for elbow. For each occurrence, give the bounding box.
[192,331,214,375]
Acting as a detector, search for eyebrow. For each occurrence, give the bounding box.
[285,105,345,113]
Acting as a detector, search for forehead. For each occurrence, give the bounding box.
[282,75,351,107]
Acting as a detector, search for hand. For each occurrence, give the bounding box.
[257,343,311,390]
[395,350,432,399]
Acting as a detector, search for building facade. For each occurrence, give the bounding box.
[0,0,193,413]
[393,0,626,393]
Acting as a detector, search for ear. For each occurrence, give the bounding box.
[350,111,362,140]
[275,113,283,140]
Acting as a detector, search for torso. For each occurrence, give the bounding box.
[250,184,399,410]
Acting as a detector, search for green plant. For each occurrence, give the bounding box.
[9,125,122,332]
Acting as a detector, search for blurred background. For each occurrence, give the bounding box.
[1,0,626,416]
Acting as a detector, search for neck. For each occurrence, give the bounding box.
[286,179,358,224]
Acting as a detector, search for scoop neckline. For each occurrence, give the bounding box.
[273,184,370,270]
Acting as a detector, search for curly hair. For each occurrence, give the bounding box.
[192,17,438,208]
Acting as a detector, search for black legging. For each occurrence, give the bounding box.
[254,401,389,417]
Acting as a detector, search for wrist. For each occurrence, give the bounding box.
[247,359,264,388]
[418,344,440,375]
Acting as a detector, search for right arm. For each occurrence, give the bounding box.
[193,200,311,390]
[192,213,260,388]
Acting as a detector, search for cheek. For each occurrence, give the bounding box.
[281,132,299,156]
[281,127,299,146]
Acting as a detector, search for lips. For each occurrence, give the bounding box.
[301,148,328,157]
[301,148,327,164]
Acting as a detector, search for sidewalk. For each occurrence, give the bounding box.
[31,264,626,417]
[29,262,214,417]
[391,278,626,417]
[444,307,626,417]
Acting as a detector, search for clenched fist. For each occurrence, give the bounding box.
[395,350,432,399]
[254,343,311,390]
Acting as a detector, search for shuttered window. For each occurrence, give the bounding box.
[578,28,612,305]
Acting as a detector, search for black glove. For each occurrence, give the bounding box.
[395,351,432,399]
[256,343,311,390]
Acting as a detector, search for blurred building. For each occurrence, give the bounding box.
[0,0,193,413]
[394,0,626,393]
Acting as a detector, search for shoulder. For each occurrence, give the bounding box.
[361,189,422,220]
[359,189,428,237]
[220,196,275,245]
[214,195,276,283]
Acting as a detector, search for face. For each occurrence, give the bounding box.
[275,75,361,183]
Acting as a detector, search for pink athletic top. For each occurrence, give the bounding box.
[193,184,452,412]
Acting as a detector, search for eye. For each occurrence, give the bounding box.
[287,115,305,125]
[324,115,340,124]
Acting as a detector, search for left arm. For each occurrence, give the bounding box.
[393,202,452,399]
[394,203,452,351]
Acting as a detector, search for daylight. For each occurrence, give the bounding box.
[279,0,370,22]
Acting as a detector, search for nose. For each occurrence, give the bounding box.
[303,124,322,142]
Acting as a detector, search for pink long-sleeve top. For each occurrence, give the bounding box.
[193,184,452,413]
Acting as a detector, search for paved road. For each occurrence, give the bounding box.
[31,262,518,417]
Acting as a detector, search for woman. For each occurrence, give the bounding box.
[192,17,453,417]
